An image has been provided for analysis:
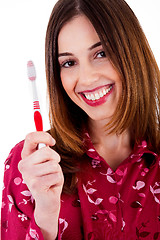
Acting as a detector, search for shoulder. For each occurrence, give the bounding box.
[5,140,24,163]
[10,140,24,155]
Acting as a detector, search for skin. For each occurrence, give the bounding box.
[19,14,132,240]
[18,132,63,240]
[58,15,122,122]
[58,15,132,170]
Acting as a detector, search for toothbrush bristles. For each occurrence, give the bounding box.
[27,60,36,81]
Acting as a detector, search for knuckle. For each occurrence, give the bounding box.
[57,163,62,173]
[59,172,64,185]
[30,178,39,191]
[55,171,61,183]
[45,132,53,141]
[21,148,25,159]
[57,154,61,162]
[21,145,27,159]
[55,163,61,173]
[18,161,28,181]
[18,160,23,173]
[18,160,26,174]
[54,152,61,162]
[56,166,64,182]
[43,146,53,159]
[49,160,56,171]
[43,147,61,162]
[21,132,36,159]
[25,132,35,142]
[44,132,56,145]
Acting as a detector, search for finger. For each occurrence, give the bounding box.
[31,146,61,164]
[21,160,61,178]
[35,161,62,177]
[19,147,61,174]
[27,171,64,198]
[21,132,56,159]
[35,172,64,191]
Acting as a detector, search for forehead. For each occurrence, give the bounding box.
[58,15,100,53]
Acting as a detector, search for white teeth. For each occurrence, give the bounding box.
[84,86,113,101]
[99,91,103,97]
[85,94,90,100]
[95,93,99,100]
[103,89,107,95]
[91,94,95,100]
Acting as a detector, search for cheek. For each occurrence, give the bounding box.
[60,72,68,90]
[60,72,74,95]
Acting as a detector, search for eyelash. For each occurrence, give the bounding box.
[96,50,106,58]
[60,60,76,68]
[60,50,106,68]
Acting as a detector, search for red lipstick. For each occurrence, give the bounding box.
[80,84,114,107]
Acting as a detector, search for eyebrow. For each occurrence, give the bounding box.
[58,41,102,57]
[88,41,102,50]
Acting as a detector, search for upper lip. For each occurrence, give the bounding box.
[78,84,114,94]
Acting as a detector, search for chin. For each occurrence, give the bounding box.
[87,112,113,123]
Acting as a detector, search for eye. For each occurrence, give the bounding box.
[60,60,76,68]
[96,50,106,58]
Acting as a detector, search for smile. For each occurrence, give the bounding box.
[83,85,113,100]
[79,84,114,107]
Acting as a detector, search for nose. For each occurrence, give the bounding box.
[78,60,100,86]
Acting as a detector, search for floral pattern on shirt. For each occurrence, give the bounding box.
[1,135,160,239]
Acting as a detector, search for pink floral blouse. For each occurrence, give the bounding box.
[1,133,160,239]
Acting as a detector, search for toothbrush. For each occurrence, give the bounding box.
[27,60,45,148]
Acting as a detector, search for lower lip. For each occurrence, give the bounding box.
[80,85,114,107]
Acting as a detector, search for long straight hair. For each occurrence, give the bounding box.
[45,0,160,193]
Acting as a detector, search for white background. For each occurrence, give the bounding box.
[0,0,160,202]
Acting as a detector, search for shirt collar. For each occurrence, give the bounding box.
[84,132,157,166]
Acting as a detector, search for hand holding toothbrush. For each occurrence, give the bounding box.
[27,60,45,148]
[18,61,64,239]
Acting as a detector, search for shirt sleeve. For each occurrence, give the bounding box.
[1,141,81,240]
[1,141,44,240]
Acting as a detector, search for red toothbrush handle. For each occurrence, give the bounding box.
[34,111,43,131]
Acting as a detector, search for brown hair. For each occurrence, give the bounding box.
[45,0,160,193]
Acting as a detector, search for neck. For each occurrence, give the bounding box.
[88,119,132,170]
[88,118,130,144]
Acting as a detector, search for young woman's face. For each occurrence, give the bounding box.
[58,15,122,123]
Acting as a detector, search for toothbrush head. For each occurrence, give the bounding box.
[27,60,36,81]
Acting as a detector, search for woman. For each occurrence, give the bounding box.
[2,0,160,239]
